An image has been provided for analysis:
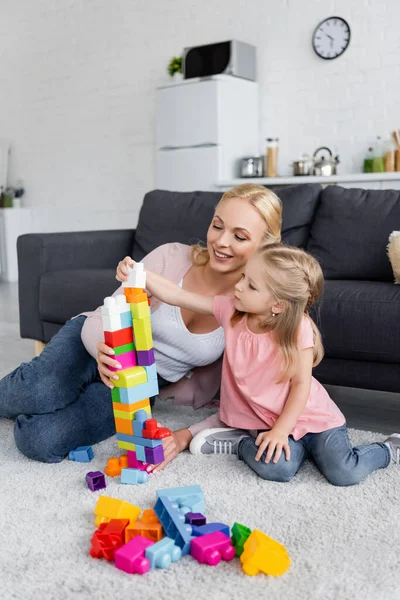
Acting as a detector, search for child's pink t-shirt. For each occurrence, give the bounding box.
[213,296,345,440]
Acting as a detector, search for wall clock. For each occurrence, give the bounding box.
[312,17,351,60]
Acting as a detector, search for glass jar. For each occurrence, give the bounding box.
[266,138,279,177]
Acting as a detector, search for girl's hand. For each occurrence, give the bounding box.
[147,428,193,473]
[116,256,135,283]
[255,429,291,463]
[96,341,121,388]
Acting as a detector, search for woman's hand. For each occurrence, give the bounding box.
[116,256,135,283]
[96,341,121,388]
[147,428,193,473]
[255,428,291,463]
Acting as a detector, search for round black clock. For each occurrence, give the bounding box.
[312,17,351,60]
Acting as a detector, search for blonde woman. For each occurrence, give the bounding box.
[140,244,399,484]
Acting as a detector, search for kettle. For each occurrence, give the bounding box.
[313,146,340,176]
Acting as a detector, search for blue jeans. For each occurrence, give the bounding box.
[237,425,391,487]
[0,317,168,463]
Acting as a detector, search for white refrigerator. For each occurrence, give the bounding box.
[156,75,259,191]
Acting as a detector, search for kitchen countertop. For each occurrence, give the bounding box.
[216,172,400,187]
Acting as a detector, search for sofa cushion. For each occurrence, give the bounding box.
[132,185,322,260]
[307,186,400,281]
[310,280,400,363]
[40,269,117,324]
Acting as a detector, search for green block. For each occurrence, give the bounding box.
[111,387,121,403]
[231,522,252,557]
[114,342,135,356]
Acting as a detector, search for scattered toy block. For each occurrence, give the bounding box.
[104,456,128,477]
[231,522,252,557]
[114,535,154,575]
[185,512,206,527]
[94,496,141,526]
[69,445,94,462]
[156,485,205,514]
[190,531,236,566]
[154,496,193,555]
[240,529,291,577]
[141,509,159,524]
[144,445,165,465]
[104,327,133,349]
[121,468,148,485]
[146,537,182,569]
[192,522,230,538]
[86,471,106,492]
[136,348,155,366]
[111,366,147,389]
[125,520,163,543]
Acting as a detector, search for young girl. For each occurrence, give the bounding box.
[141,243,399,485]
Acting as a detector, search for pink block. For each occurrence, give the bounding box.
[190,531,236,566]
[127,450,150,472]
[109,350,137,372]
[114,535,154,574]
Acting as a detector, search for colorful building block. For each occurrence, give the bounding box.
[144,445,165,465]
[114,536,153,575]
[86,471,106,492]
[240,529,291,577]
[111,366,147,388]
[69,445,94,462]
[156,485,205,514]
[136,348,155,366]
[190,531,236,566]
[231,522,252,557]
[141,509,158,524]
[142,418,171,439]
[114,379,159,404]
[145,537,182,569]
[125,290,148,303]
[133,318,153,350]
[130,301,150,320]
[132,409,148,436]
[112,398,150,412]
[117,440,136,452]
[143,363,157,380]
[134,444,146,461]
[116,433,163,449]
[121,468,148,484]
[104,327,133,348]
[154,496,193,555]
[191,522,230,538]
[120,310,133,329]
[127,450,149,471]
[109,350,137,372]
[185,512,206,526]
[125,520,163,543]
[114,418,134,436]
[94,496,141,526]
[124,263,146,289]
[102,314,122,332]
[90,519,129,561]
[114,342,135,356]
[104,456,128,477]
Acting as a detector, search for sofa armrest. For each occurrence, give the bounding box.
[17,229,135,341]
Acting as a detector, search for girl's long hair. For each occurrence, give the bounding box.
[231,244,324,381]
[191,184,282,266]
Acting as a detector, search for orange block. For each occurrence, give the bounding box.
[104,455,128,477]
[125,521,163,544]
[112,398,150,413]
[141,509,159,524]
[114,417,134,435]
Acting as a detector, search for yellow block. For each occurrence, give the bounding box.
[112,398,151,413]
[114,417,134,435]
[94,496,141,524]
[240,530,291,577]
[118,440,136,451]
[112,366,147,388]
[131,301,150,320]
[113,405,151,420]
[133,317,153,351]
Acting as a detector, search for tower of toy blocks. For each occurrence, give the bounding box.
[101,263,170,471]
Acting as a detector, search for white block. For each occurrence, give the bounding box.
[123,262,146,288]
[102,313,122,332]
[101,297,119,317]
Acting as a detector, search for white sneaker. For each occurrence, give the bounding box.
[384,433,400,464]
[189,428,248,456]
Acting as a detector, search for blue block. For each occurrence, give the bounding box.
[120,311,133,329]
[145,537,182,569]
[154,496,193,555]
[156,485,204,514]
[68,445,94,462]
[119,380,159,404]
[192,522,230,537]
[121,468,148,484]
[135,444,146,461]
[116,433,163,448]
[118,388,150,405]
[144,363,157,380]
[133,409,148,436]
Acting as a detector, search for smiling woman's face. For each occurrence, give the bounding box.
[206,196,267,275]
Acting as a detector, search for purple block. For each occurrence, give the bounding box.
[136,349,155,366]
[145,444,164,464]
[86,471,106,492]
[185,512,206,526]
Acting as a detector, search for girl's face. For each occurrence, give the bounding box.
[234,254,280,316]
[206,197,267,275]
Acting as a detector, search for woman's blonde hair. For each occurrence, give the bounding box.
[231,243,324,381]
[191,184,282,266]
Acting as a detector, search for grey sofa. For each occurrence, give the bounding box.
[17,184,400,431]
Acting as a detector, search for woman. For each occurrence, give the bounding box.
[0,184,282,463]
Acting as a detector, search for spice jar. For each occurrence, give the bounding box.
[266,138,279,177]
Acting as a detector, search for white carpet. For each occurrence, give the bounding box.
[1,401,399,600]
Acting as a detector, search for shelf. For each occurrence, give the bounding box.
[216,172,400,187]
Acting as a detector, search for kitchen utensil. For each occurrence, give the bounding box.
[312,146,340,176]
[240,156,264,178]
[291,154,314,176]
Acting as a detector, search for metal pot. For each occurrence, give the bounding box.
[312,146,340,176]
[292,155,314,176]
[240,156,264,178]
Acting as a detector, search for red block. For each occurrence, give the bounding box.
[104,327,134,348]
[142,418,171,440]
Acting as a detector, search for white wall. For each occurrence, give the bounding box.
[0,0,399,232]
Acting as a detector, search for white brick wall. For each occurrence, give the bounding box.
[0,0,399,232]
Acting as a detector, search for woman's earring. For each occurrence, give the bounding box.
[271,311,277,317]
